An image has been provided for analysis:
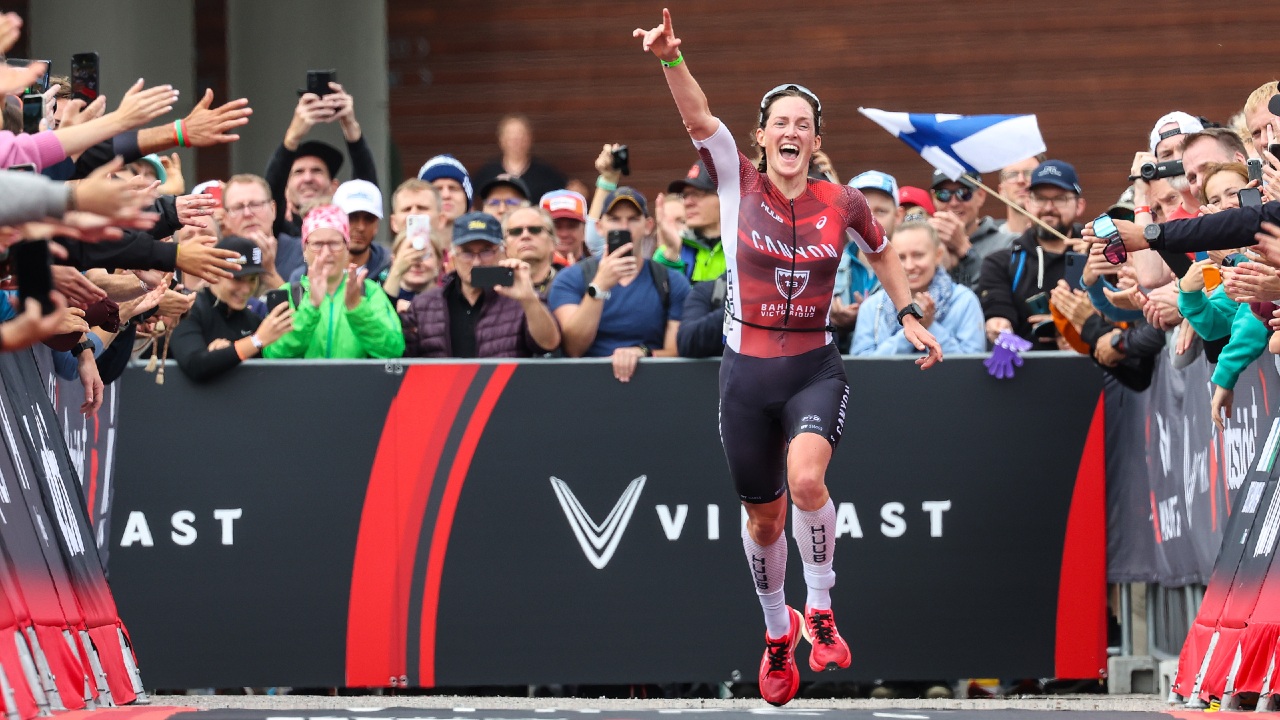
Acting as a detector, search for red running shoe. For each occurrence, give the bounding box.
[801,605,851,672]
[758,607,803,706]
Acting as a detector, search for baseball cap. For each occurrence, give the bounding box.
[137,154,166,184]
[1149,111,1205,155]
[333,179,384,219]
[930,169,980,190]
[898,186,936,215]
[216,236,265,278]
[452,211,503,246]
[478,173,531,203]
[294,141,344,178]
[540,189,587,223]
[417,154,474,205]
[191,180,223,208]
[667,161,715,194]
[603,187,648,216]
[1107,186,1137,222]
[849,170,899,205]
[1028,160,1082,195]
[301,204,350,245]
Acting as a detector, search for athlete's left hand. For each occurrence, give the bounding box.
[903,316,943,369]
[633,8,682,63]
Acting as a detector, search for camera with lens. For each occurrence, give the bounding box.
[1136,158,1182,180]
[611,145,631,176]
[1131,159,1184,182]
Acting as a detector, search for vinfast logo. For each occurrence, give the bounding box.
[550,475,646,569]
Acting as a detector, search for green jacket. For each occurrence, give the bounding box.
[1212,302,1268,390]
[1178,286,1268,389]
[263,275,405,359]
[652,231,725,283]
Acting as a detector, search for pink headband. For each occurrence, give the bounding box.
[302,204,350,245]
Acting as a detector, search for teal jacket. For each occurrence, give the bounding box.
[1178,286,1267,389]
[263,275,405,359]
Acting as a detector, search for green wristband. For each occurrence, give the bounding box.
[596,176,618,192]
[174,119,187,148]
[661,53,684,69]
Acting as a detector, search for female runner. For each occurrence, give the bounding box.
[635,8,943,706]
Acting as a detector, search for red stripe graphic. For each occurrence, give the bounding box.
[1054,392,1107,679]
[419,363,517,686]
[346,365,478,687]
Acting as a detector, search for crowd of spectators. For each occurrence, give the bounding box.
[1,9,1279,411]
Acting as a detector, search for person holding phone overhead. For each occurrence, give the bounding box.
[401,211,560,358]
[547,186,691,382]
[170,236,295,381]
[634,8,941,706]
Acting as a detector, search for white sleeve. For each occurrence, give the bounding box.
[692,120,740,200]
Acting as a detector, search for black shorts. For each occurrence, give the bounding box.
[718,344,849,504]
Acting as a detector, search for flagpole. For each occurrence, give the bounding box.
[963,174,1074,245]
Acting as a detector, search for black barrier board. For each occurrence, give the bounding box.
[109,356,1106,689]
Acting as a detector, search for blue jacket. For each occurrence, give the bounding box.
[851,270,986,356]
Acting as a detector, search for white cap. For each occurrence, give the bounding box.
[849,170,899,205]
[1149,111,1204,155]
[333,179,384,219]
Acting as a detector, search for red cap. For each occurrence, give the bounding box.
[898,186,936,216]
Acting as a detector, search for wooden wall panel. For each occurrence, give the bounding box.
[387,1,1276,215]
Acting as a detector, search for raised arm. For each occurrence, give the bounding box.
[634,8,717,141]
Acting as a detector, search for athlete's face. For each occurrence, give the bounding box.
[894,226,943,294]
[755,96,821,181]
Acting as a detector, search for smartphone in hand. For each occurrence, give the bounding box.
[12,241,55,315]
[1063,251,1087,290]
[305,69,336,97]
[70,52,100,103]
[470,266,514,290]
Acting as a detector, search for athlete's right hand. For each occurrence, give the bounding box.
[595,243,636,291]
[633,8,682,63]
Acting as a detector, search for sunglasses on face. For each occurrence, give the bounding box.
[485,198,524,208]
[933,188,973,203]
[505,225,548,238]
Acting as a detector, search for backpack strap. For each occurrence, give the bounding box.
[289,281,305,309]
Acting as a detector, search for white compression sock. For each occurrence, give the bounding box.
[792,499,837,610]
[742,526,791,639]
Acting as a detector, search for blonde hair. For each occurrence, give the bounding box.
[1244,81,1280,119]
[391,178,440,211]
[893,219,941,248]
[226,173,272,197]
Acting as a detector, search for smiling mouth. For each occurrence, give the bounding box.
[779,143,800,161]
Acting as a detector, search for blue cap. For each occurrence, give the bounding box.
[418,154,474,205]
[602,187,649,216]
[452,211,502,246]
[1029,160,1082,195]
[849,170,899,205]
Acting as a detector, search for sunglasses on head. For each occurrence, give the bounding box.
[933,187,973,203]
[759,84,822,127]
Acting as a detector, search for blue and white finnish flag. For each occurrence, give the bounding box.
[858,108,1047,182]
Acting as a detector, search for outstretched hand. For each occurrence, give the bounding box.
[903,317,943,369]
[633,8,682,62]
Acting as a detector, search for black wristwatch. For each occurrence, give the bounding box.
[73,339,94,357]
[1110,331,1126,354]
[1142,223,1163,248]
[896,302,924,325]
